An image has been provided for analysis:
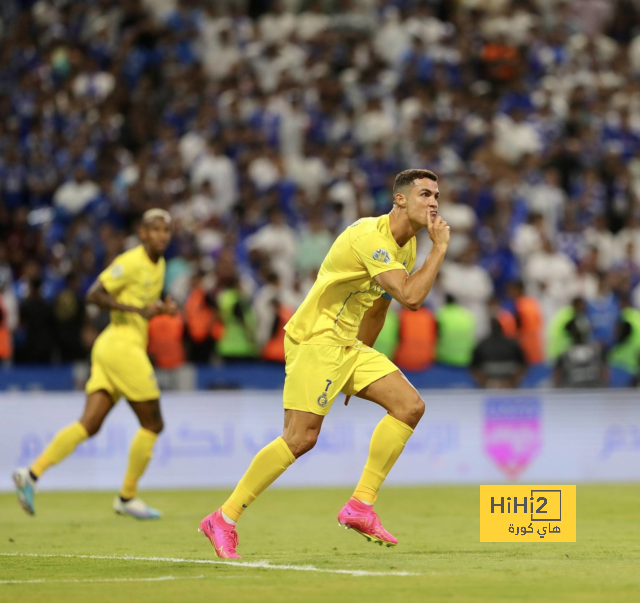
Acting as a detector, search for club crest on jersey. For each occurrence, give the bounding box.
[372,248,391,264]
[317,393,328,407]
[110,264,124,278]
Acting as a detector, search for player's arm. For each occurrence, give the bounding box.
[357,295,391,347]
[374,215,450,312]
[86,280,162,319]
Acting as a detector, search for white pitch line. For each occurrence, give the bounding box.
[0,552,417,577]
[0,575,205,585]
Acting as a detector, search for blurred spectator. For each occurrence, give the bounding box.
[148,312,186,370]
[53,167,100,217]
[372,305,400,361]
[506,280,544,364]
[553,317,607,388]
[0,0,638,389]
[489,295,517,338]
[471,317,527,389]
[52,273,86,362]
[216,275,258,360]
[608,295,640,375]
[548,297,588,361]
[296,212,333,277]
[15,277,55,364]
[586,275,620,349]
[184,272,217,363]
[393,305,436,371]
[436,294,476,368]
[247,208,297,288]
[440,243,493,337]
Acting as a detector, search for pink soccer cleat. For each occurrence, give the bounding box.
[337,497,398,547]
[198,510,241,559]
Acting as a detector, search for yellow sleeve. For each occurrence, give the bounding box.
[351,232,407,278]
[98,253,136,296]
[408,239,417,272]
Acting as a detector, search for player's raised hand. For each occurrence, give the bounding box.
[426,210,450,248]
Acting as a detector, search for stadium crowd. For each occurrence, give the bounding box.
[1,0,640,386]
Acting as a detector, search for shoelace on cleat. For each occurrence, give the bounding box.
[221,527,239,551]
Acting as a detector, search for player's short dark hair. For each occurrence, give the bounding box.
[393,169,438,197]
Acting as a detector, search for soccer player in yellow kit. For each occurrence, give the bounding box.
[13,209,176,520]
[199,169,450,558]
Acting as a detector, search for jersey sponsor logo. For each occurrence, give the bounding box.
[110,264,124,278]
[372,248,391,264]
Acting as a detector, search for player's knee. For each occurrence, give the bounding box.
[81,419,102,437]
[287,432,318,458]
[146,418,164,435]
[411,394,426,424]
[399,392,425,427]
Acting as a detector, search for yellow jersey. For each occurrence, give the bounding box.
[285,214,416,346]
[98,245,165,347]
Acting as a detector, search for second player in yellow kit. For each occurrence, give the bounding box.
[13,210,176,521]
[283,214,416,415]
[86,244,166,403]
[201,169,451,559]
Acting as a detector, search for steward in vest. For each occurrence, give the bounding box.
[548,297,586,361]
[148,312,186,370]
[554,317,607,388]
[185,272,217,362]
[506,280,544,364]
[436,294,476,367]
[372,306,400,360]
[262,300,295,363]
[393,305,436,370]
[608,298,640,375]
[216,276,258,359]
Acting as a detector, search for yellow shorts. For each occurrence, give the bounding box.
[85,331,160,403]
[283,335,399,416]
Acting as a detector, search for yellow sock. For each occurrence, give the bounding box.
[120,428,158,499]
[221,436,295,522]
[30,422,89,478]
[353,414,414,504]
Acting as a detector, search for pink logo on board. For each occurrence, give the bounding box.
[484,398,542,480]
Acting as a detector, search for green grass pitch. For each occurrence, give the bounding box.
[2,485,639,603]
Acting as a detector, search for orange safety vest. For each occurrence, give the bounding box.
[0,325,11,360]
[393,307,437,371]
[515,296,544,364]
[497,309,517,339]
[148,313,186,369]
[185,286,215,344]
[261,304,295,363]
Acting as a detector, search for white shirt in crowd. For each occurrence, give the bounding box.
[191,152,238,215]
[440,260,494,338]
[53,178,100,215]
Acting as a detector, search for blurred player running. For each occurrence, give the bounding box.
[200,169,450,558]
[13,209,176,520]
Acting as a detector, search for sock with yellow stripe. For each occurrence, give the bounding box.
[120,428,158,500]
[221,436,295,522]
[30,422,89,479]
[353,414,414,504]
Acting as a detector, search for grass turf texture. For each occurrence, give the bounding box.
[1,485,639,603]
